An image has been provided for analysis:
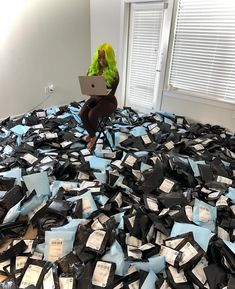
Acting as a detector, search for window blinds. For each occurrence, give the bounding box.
[169,0,235,102]
[126,2,164,109]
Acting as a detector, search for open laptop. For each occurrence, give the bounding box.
[79,76,111,96]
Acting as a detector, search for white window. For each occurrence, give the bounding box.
[168,0,235,104]
[125,2,165,111]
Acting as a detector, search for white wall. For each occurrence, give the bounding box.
[90,0,122,100]
[0,0,90,118]
[90,0,235,132]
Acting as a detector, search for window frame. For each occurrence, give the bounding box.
[163,0,235,109]
[119,0,174,111]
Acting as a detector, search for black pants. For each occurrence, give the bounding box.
[80,96,117,137]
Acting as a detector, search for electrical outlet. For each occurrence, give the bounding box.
[45,84,55,94]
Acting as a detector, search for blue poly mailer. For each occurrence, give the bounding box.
[192,199,217,232]
[226,187,235,204]
[23,172,50,197]
[102,240,130,276]
[141,270,157,289]
[0,167,22,186]
[171,222,213,251]
[10,125,30,135]
[131,255,165,274]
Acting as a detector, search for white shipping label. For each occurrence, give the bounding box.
[142,134,152,144]
[15,256,28,270]
[45,132,58,139]
[231,205,235,215]
[202,139,212,145]
[86,230,106,251]
[146,198,159,212]
[185,206,193,221]
[127,245,142,259]
[154,115,162,121]
[179,242,198,266]
[168,266,187,284]
[20,264,43,288]
[59,277,74,289]
[165,141,175,150]
[111,160,123,169]
[125,155,137,167]
[159,208,170,216]
[159,179,175,193]
[129,216,136,228]
[40,156,54,164]
[128,280,140,289]
[82,197,92,213]
[160,280,172,289]
[155,231,167,246]
[37,111,46,118]
[147,225,155,242]
[192,261,207,285]
[91,219,104,231]
[0,260,10,271]
[216,195,228,207]
[148,124,160,134]
[201,187,212,194]
[92,261,112,287]
[159,246,179,266]
[60,141,72,148]
[22,153,38,164]
[48,239,63,262]
[177,118,184,125]
[43,268,55,289]
[217,227,230,241]
[114,283,124,289]
[115,192,123,208]
[199,203,212,222]
[208,192,221,199]
[78,172,90,180]
[165,238,184,249]
[217,176,233,185]
[98,213,110,224]
[139,243,155,251]
[31,251,43,260]
[126,235,142,247]
[132,169,142,180]
[192,144,204,151]
[80,148,91,156]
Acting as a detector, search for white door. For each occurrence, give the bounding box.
[125,1,171,112]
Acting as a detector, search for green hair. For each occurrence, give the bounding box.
[88,43,118,87]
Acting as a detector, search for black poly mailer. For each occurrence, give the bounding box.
[57,252,80,273]
[0,240,27,262]
[158,191,188,209]
[0,185,24,211]
[204,264,228,289]
[139,161,164,194]
[85,229,111,255]
[47,199,71,218]
[175,237,204,270]
[17,258,48,289]
[166,266,194,289]
[0,177,16,191]
[91,261,116,288]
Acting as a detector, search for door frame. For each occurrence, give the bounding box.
[119,0,174,111]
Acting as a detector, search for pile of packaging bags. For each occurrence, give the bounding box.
[0,101,234,289]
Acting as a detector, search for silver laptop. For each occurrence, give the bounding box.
[78,76,111,96]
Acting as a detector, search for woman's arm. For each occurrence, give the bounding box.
[107,72,119,96]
